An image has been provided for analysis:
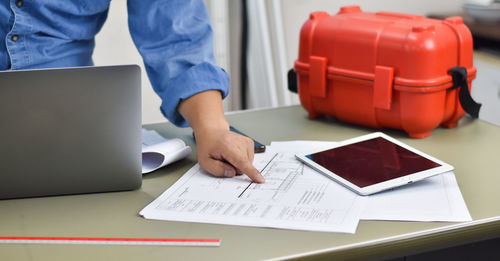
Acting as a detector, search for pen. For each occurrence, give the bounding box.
[192,126,266,153]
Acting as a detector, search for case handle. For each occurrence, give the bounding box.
[375,11,423,20]
[448,66,481,118]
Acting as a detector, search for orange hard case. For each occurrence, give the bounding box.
[293,6,477,138]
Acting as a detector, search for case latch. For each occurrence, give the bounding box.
[310,56,328,98]
[373,65,394,110]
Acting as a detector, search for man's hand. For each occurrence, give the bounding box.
[194,127,264,183]
[178,90,264,183]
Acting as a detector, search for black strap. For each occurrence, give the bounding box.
[240,0,249,109]
[288,69,298,93]
[449,66,481,118]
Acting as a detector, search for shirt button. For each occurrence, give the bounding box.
[16,0,23,7]
[11,35,19,42]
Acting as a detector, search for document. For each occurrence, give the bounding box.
[140,149,364,233]
[140,140,472,233]
[141,129,192,174]
[271,141,472,222]
[361,171,472,222]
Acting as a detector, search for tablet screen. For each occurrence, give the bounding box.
[305,137,441,188]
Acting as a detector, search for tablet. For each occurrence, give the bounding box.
[295,132,453,195]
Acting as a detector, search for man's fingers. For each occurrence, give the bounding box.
[200,157,262,182]
[199,158,236,178]
[224,154,264,183]
[240,162,265,183]
[244,136,255,163]
[196,129,264,183]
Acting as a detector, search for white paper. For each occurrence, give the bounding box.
[140,139,472,234]
[142,129,167,148]
[361,171,472,222]
[141,129,192,174]
[140,151,364,233]
[269,140,338,153]
[273,141,472,222]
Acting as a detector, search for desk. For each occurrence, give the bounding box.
[1,105,499,260]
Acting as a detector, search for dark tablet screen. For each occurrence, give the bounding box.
[306,137,441,188]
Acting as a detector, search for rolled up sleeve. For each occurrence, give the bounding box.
[127,0,229,127]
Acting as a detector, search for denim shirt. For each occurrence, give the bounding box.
[0,0,229,126]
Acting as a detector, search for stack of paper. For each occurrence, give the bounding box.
[269,141,472,223]
[141,129,192,174]
[140,140,472,233]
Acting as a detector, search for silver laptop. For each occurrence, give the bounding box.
[0,65,142,199]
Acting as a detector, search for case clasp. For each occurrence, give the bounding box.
[310,56,328,98]
[373,65,394,110]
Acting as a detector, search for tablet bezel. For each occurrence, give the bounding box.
[295,132,454,196]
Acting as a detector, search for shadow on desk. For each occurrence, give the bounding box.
[310,113,477,140]
[386,237,500,261]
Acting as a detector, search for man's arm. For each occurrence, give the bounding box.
[178,90,264,183]
[127,0,262,181]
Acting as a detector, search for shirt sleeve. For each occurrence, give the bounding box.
[127,0,229,127]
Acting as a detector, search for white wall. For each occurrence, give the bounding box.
[93,1,163,124]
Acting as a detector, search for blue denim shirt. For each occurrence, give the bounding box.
[0,0,229,126]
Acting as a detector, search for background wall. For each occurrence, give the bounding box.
[93,1,161,124]
[92,0,464,124]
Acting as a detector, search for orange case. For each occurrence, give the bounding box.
[293,6,477,138]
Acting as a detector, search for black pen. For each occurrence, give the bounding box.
[192,126,266,153]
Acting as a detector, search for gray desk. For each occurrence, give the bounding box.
[1,105,499,261]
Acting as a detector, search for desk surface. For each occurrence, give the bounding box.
[1,105,499,261]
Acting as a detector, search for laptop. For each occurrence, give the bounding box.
[0,65,142,199]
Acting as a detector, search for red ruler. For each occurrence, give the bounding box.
[0,236,221,246]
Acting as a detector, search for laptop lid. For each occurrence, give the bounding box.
[0,65,142,199]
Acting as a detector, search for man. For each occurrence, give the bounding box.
[0,0,264,183]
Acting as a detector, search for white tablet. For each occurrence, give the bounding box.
[295,132,453,196]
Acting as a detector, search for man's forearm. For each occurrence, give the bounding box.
[178,90,229,135]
